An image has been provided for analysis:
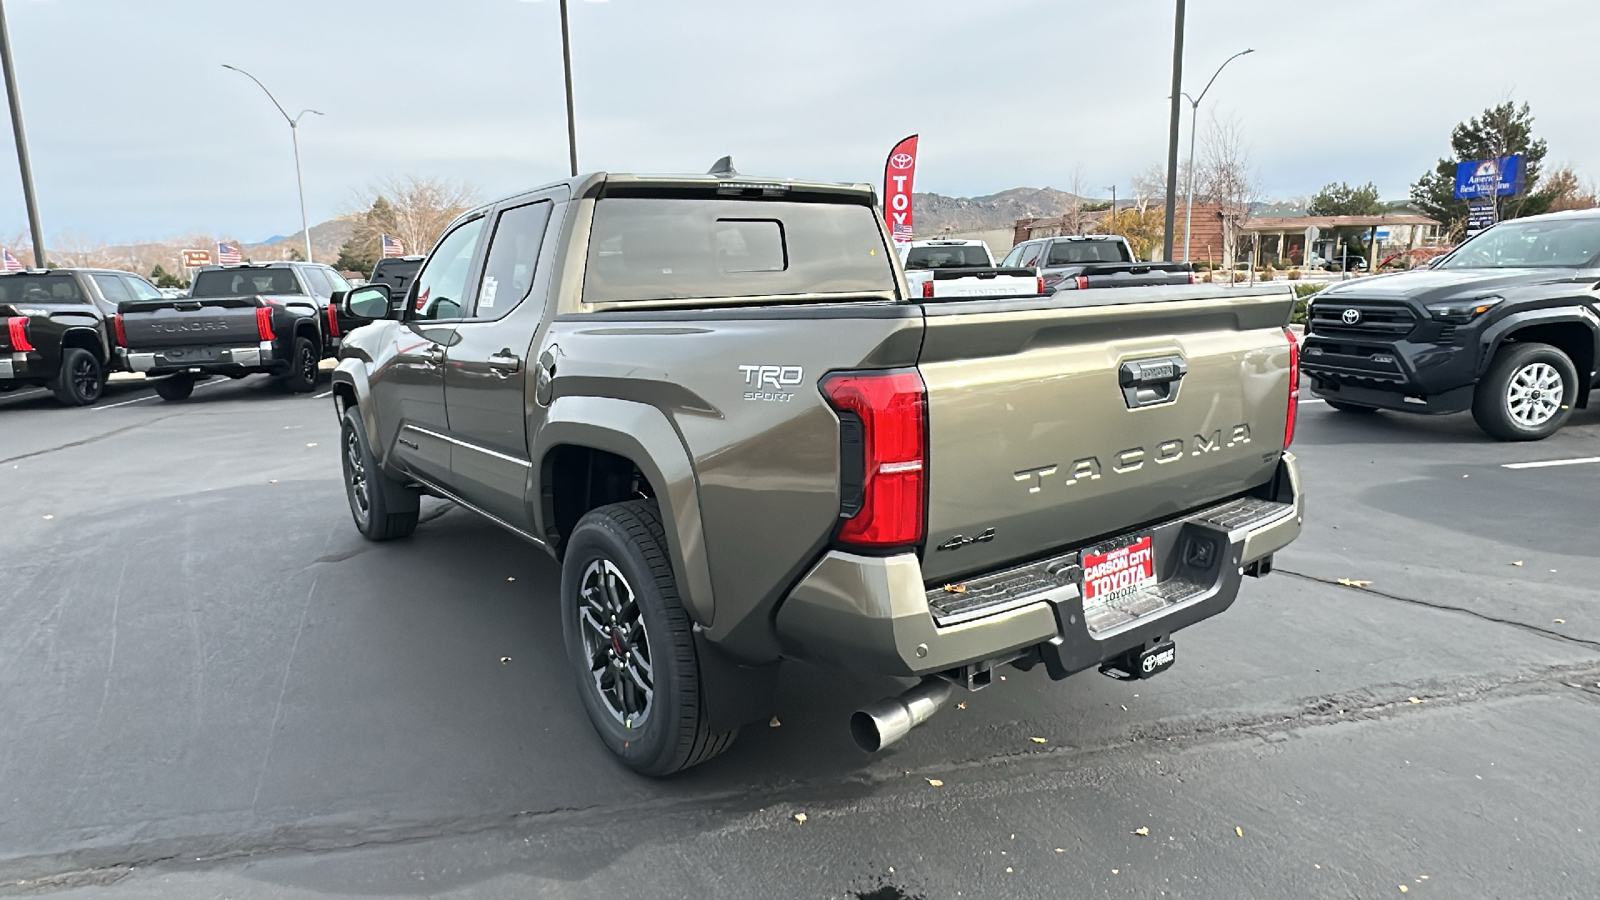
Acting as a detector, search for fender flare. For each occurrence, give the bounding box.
[59,323,111,363]
[1478,305,1600,373]
[533,395,716,628]
[330,359,384,465]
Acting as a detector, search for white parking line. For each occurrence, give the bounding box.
[1502,457,1600,470]
[314,390,333,399]
[94,378,229,410]
[1301,398,1327,405]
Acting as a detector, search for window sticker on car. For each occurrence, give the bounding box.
[479,276,498,309]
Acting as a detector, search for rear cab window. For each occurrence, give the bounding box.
[0,274,88,305]
[1046,240,1131,266]
[582,195,896,305]
[905,244,990,269]
[191,268,306,298]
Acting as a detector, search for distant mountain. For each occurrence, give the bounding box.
[249,217,356,261]
[914,187,1088,235]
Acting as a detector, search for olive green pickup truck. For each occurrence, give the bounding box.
[329,168,1305,775]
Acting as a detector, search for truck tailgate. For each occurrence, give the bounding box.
[120,297,264,349]
[916,286,1296,584]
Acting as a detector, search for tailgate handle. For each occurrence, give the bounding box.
[1119,356,1187,408]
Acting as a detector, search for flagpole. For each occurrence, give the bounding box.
[0,0,46,267]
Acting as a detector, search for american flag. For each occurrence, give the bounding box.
[1,248,23,271]
[892,223,913,242]
[217,242,243,265]
[381,235,405,258]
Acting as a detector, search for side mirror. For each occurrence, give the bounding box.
[339,284,392,320]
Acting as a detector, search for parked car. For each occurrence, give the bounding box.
[367,255,424,310]
[899,239,1040,298]
[117,261,372,400]
[329,169,1305,775]
[1302,209,1600,440]
[1003,235,1193,290]
[0,268,159,405]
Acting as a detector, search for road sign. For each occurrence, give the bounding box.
[182,249,212,268]
[1454,155,1521,200]
[1466,199,1496,235]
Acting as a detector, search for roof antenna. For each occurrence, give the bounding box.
[708,156,738,177]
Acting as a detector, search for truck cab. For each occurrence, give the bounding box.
[0,268,156,405]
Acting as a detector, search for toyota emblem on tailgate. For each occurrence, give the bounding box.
[1341,308,1362,325]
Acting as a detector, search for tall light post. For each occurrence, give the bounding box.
[222,64,322,263]
[1160,0,1186,262]
[1181,48,1254,263]
[0,0,45,266]
[559,0,578,176]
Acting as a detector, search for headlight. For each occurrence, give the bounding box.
[1426,296,1502,323]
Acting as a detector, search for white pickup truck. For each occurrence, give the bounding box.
[899,239,1042,299]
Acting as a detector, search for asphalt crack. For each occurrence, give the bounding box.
[0,415,183,467]
[1278,568,1600,651]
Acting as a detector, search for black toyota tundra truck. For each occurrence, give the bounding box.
[1302,210,1600,440]
[0,268,161,405]
[118,261,367,400]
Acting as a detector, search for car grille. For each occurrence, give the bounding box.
[1300,340,1407,385]
[1307,300,1418,338]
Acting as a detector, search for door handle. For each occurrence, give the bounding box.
[1119,356,1187,408]
[487,351,521,374]
[422,345,446,366]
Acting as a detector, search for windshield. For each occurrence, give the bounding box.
[904,245,990,269]
[1439,217,1600,269]
[584,198,896,303]
[190,268,305,297]
[0,273,86,305]
[1046,240,1130,266]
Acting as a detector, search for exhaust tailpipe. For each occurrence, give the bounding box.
[850,678,956,752]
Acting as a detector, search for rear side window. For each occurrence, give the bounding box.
[1046,240,1129,266]
[474,200,553,319]
[123,276,163,302]
[1016,243,1044,267]
[301,266,335,298]
[91,273,133,307]
[583,198,896,304]
[0,274,85,304]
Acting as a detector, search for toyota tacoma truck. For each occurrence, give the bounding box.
[0,268,160,405]
[1003,234,1196,291]
[329,167,1305,775]
[1303,209,1600,440]
[899,239,1042,299]
[117,261,365,400]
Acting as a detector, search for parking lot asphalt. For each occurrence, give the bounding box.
[2,378,1597,899]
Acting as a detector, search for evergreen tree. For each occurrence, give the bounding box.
[1308,182,1383,217]
[1410,101,1552,236]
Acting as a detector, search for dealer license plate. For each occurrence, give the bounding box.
[1081,535,1157,606]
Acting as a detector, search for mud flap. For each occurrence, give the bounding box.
[694,629,780,733]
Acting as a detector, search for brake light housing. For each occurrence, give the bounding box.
[255,306,275,341]
[1036,275,1045,295]
[1284,328,1300,449]
[113,314,127,348]
[921,278,934,299]
[1076,275,1089,290]
[326,302,340,338]
[821,369,928,550]
[6,316,33,351]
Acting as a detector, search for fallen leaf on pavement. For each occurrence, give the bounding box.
[1511,561,1524,566]
[1553,618,1566,624]
[956,702,967,710]
[1408,697,1423,704]
[500,657,511,663]
[1054,848,1064,853]
[793,813,807,824]
[942,583,967,594]
[507,577,516,582]
[41,515,53,520]
[1400,887,1408,893]
[1030,737,1047,744]
[1132,827,1149,836]
[306,443,317,447]
[1336,578,1372,587]
[268,479,278,484]
[926,778,944,787]
[769,716,781,727]
[1235,827,1244,837]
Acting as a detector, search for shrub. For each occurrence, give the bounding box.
[1287,268,1303,280]
[1259,268,1276,281]
[1292,282,1323,299]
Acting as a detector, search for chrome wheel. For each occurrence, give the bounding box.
[344,428,370,521]
[1506,362,1563,428]
[577,558,654,727]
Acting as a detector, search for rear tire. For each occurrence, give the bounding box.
[281,336,318,393]
[51,348,104,406]
[340,407,419,540]
[560,499,736,776]
[154,375,194,402]
[1326,400,1379,414]
[1471,342,1577,442]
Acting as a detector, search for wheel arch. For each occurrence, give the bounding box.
[59,325,109,363]
[535,395,715,628]
[1480,306,1600,408]
[330,360,383,464]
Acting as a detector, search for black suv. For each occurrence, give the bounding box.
[0,268,162,405]
[1302,209,1600,440]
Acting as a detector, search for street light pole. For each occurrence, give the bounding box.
[1181,48,1254,264]
[559,0,578,177]
[1160,0,1186,262]
[0,0,46,267]
[222,64,322,263]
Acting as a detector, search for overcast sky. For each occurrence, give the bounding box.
[1,0,1594,244]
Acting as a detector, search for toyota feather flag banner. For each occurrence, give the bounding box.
[883,134,919,249]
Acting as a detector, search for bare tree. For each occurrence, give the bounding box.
[347,174,479,261]
[1130,164,1167,216]
[1542,164,1599,212]
[1060,166,1099,236]
[1195,112,1259,265]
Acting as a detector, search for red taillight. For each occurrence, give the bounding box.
[1189,271,1199,284]
[1036,275,1045,295]
[921,279,934,299]
[326,302,340,338]
[1284,328,1300,449]
[7,316,34,351]
[822,370,928,549]
[113,314,127,348]
[255,306,275,341]
[1076,275,1089,290]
